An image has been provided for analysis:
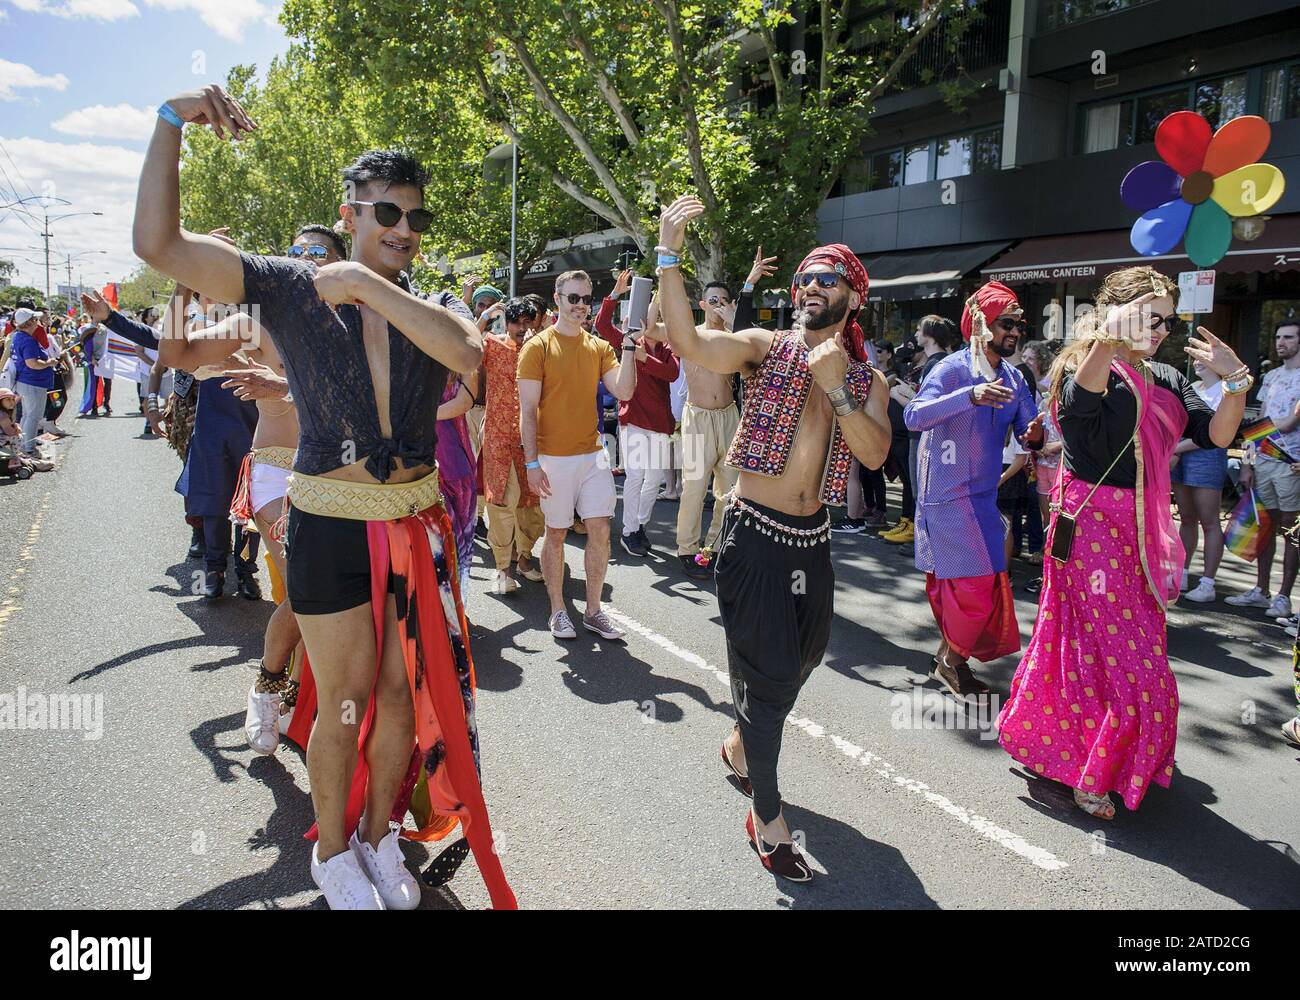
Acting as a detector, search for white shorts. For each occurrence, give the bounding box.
[538,451,616,529]
[251,462,291,515]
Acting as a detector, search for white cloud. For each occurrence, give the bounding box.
[0,135,145,293]
[6,0,141,22]
[142,0,277,42]
[51,103,157,141]
[0,59,70,102]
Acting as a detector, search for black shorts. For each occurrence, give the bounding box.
[284,506,394,615]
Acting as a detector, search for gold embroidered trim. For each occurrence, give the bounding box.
[252,446,296,471]
[287,468,443,521]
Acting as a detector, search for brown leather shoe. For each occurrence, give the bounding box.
[932,654,990,699]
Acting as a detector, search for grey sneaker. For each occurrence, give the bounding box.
[549,610,578,640]
[583,608,626,640]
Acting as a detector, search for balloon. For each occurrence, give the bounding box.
[1120,160,1182,213]
[1201,115,1271,178]
[1155,111,1212,177]
[1130,198,1193,257]
[1211,162,1286,217]
[1184,201,1233,267]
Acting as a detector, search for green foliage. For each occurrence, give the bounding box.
[0,285,45,310]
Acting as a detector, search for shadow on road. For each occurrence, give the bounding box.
[1012,765,1300,908]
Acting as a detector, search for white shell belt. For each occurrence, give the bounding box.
[730,495,830,547]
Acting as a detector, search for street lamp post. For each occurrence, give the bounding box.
[485,140,520,299]
[1,196,103,301]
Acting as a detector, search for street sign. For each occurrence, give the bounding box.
[1176,269,1215,314]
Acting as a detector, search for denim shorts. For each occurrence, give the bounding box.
[1172,446,1228,490]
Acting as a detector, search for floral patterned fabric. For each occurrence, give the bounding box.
[481,334,539,508]
[725,329,872,507]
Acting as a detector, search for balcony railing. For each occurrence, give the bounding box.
[1038,0,1160,33]
[866,0,1012,93]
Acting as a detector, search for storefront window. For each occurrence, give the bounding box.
[1195,74,1247,130]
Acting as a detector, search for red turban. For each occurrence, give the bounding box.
[960,281,1020,341]
[792,243,870,363]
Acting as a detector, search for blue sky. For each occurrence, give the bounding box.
[1,0,291,292]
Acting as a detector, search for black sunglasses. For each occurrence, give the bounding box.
[706,295,732,306]
[287,244,330,259]
[563,293,593,306]
[349,200,433,234]
[794,272,841,289]
[1149,313,1179,331]
[996,318,1028,334]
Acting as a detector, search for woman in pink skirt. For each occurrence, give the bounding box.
[997,266,1248,819]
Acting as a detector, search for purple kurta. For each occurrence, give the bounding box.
[903,347,1037,579]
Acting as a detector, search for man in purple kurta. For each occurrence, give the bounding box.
[903,282,1042,697]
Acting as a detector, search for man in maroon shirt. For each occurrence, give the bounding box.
[596,269,680,556]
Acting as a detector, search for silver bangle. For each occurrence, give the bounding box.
[832,397,861,417]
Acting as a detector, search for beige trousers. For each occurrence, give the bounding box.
[675,402,740,555]
[487,462,545,570]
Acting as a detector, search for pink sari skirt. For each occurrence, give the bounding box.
[996,473,1178,810]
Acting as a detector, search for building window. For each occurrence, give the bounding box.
[1082,100,1132,153]
[1134,86,1189,144]
[1262,63,1300,123]
[903,142,930,185]
[1195,74,1247,130]
[972,129,1002,173]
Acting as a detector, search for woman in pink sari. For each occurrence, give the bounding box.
[997,266,1248,819]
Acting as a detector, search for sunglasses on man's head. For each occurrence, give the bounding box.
[996,318,1028,334]
[563,293,593,306]
[349,200,433,233]
[794,272,841,290]
[287,244,330,259]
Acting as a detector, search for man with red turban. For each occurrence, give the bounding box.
[654,197,891,882]
[904,281,1044,698]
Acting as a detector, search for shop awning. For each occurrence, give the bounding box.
[981,214,1300,285]
[860,241,1011,301]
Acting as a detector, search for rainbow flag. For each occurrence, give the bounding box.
[1242,418,1278,443]
[1225,488,1272,561]
[1256,437,1298,464]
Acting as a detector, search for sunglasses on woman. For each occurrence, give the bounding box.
[793,272,841,289]
[348,200,434,233]
[287,244,330,259]
[1149,313,1180,332]
[563,293,593,305]
[996,318,1028,333]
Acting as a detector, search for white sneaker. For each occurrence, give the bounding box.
[1225,586,1271,609]
[1267,595,1293,619]
[1182,578,1216,604]
[350,824,420,911]
[516,562,544,582]
[278,704,295,736]
[244,685,281,755]
[550,609,577,640]
[311,843,384,910]
[491,570,520,595]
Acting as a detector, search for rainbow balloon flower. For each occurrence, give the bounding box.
[1121,111,1285,267]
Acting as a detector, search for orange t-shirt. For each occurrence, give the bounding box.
[517,326,618,457]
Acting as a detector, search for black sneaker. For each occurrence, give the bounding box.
[637,527,654,552]
[831,518,865,534]
[1025,576,1043,595]
[620,532,647,557]
[202,571,226,600]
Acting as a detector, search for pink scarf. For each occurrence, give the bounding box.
[1114,359,1187,609]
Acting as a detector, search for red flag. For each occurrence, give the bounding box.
[101,283,119,309]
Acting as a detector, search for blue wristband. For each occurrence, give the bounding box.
[525,460,541,470]
[157,102,184,130]
[657,253,681,269]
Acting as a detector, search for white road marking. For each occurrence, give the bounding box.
[607,609,1069,873]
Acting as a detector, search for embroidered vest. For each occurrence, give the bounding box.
[725,329,873,506]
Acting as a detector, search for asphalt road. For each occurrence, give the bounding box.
[2,385,1298,909]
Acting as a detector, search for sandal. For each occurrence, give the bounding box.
[1281,718,1300,747]
[1073,787,1115,821]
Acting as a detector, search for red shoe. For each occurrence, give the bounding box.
[745,810,811,882]
[721,742,752,797]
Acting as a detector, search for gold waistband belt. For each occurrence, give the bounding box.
[286,468,443,521]
[252,446,296,471]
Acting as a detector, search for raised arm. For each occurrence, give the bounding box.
[132,85,255,304]
[312,263,482,374]
[156,282,258,370]
[656,196,771,377]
